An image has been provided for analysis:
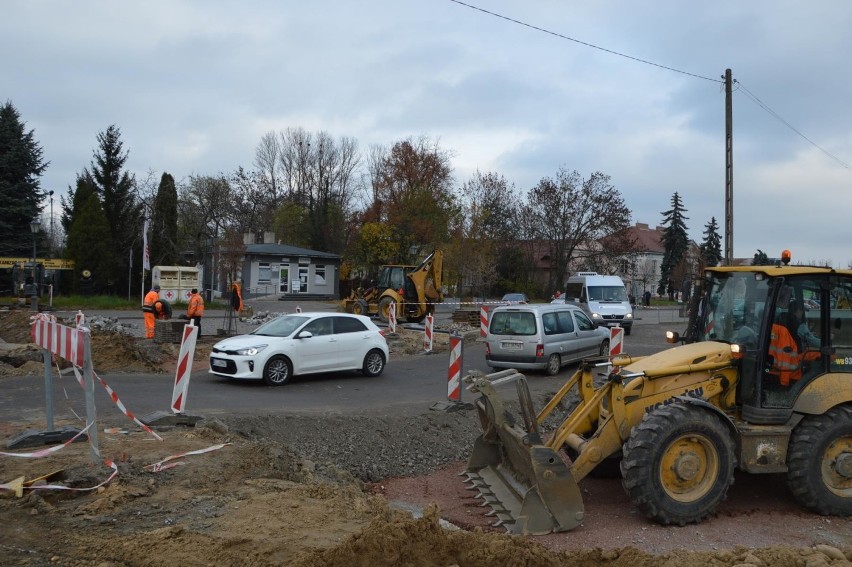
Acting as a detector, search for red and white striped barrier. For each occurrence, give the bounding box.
[171,323,199,414]
[31,315,85,367]
[609,325,624,357]
[75,310,86,328]
[423,314,434,352]
[447,334,463,401]
[479,306,489,337]
[388,301,397,333]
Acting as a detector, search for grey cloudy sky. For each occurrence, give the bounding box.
[4,1,851,265]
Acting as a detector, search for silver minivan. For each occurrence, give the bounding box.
[485,303,611,375]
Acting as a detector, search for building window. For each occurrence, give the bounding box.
[314,265,326,285]
[258,262,271,283]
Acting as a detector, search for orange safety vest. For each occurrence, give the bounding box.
[143,289,159,313]
[768,323,802,386]
[187,293,205,317]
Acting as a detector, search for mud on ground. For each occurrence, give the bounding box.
[2,308,852,566]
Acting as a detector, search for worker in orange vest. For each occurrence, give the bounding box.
[142,284,161,339]
[768,323,802,386]
[186,288,205,335]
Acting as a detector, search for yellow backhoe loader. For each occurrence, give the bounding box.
[341,264,414,316]
[374,249,443,324]
[463,253,852,535]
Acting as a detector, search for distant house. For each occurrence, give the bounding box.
[239,233,341,300]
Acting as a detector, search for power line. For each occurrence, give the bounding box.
[448,0,851,173]
[447,0,721,83]
[735,81,852,171]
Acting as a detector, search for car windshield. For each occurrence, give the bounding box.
[702,272,769,344]
[250,315,309,337]
[502,293,526,302]
[587,286,628,302]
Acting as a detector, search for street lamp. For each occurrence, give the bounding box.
[30,219,40,291]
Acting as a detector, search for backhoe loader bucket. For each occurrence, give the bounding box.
[462,370,584,535]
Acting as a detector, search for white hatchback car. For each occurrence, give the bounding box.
[209,312,389,386]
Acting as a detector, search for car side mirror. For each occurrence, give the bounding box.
[297,331,313,339]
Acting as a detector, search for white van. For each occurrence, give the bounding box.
[562,272,633,335]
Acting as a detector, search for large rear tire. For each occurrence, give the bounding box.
[377,296,395,324]
[786,404,852,515]
[620,403,735,526]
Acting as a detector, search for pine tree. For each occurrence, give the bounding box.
[699,217,722,267]
[0,101,47,255]
[753,249,770,265]
[657,192,689,297]
[66,193,115,293]
[150,173,179,266]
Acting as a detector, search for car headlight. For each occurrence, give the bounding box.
[591,313,601,319]
[625,313,633,319]
[235,344,268,356]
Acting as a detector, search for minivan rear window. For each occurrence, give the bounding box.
[489,311,537,336]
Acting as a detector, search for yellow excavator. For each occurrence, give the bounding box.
[463,251,852,534]
[342,249,443,323]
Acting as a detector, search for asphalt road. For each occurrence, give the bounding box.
[0,310,684,428]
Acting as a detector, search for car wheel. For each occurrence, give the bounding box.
[545,353,561,375]
[263,355,292,386]
[362,349,386,377]
[599,340,610,357]
[625,326,632,336]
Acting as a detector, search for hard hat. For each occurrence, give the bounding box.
[153,284,161,291]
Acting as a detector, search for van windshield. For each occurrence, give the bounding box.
[588,286,628,302]
[489,311,537,336]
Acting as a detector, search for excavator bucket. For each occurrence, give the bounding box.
[461,370,584,535]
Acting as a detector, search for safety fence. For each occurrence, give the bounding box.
[0,311,220,498]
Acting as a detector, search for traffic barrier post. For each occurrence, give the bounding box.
[479,305,489,337]
[7,315,97,459]
[141,321,203,428]
[423,314,434,352]
[447,333,463,401]
[388,302,397,334]
[609,325,624,357]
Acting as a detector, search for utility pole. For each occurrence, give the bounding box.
[724,69,734,266]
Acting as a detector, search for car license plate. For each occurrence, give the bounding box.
[501,342,523,350]
[211,358,227,368]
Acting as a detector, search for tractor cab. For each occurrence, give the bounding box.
[698,264,852,424]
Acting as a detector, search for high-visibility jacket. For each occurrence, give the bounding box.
[231,282,243,314]
[768,323,802,386]
[187,293,205,318]
[143,289,159,313]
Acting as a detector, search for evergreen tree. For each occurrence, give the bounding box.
[0,101,47,255]
[60,172,97,236]
[66,193,115,293]
[753,249,770,265]
[699,216,722,267]
[657,192,689,297]
[150,173,179,266]
[65,125,140,294]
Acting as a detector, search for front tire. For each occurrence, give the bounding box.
[620,403,735,526]
[351,299,369,316]
[263,355,292,386]
[362,349,386,377]
[599,340,610,357]
[786,404,852,515]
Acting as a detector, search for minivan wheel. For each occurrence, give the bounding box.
[545,353,561,375]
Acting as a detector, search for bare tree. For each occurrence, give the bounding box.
[525,169,631,291]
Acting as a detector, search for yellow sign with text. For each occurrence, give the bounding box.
[0,257,75,270]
